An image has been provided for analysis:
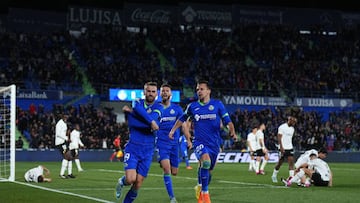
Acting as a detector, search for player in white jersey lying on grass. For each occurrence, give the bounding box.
[24,165,52,183]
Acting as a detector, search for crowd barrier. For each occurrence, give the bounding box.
[15,149,360,163]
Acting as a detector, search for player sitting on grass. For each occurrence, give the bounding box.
[281,149,332,187]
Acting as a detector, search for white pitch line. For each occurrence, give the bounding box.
[97,168,283,188]
[63,186,282,191]
[13,168,287,202]
[14,181,115,203]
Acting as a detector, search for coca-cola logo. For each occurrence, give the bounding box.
[131,8,171,24]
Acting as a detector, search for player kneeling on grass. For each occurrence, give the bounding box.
[24,165,52,183]
[281,151,332,187]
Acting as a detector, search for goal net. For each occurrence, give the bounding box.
[0,84,15,182]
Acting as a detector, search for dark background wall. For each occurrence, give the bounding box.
[1,0,359,12]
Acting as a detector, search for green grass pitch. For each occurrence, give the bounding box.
[0,161,359,203]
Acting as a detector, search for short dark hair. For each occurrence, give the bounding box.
[319,148,328,154]
[145,81,158,87]
[197,80,211,90]
[144,82,158,91]
[309,153,317,157]
[161,83,172,89]
[251,119,260,129]
[288,116,297,123]
[37,175,44,183]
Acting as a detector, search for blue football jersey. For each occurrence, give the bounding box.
[179,99,231,149]
[157,103,183,145]
[127,99,163,144]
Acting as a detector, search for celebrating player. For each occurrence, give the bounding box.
[115,82,162,203]
[168,80,237,203]
[157,83,185,203]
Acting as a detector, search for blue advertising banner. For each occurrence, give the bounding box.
[232,5,283,24]
[223,95,288,106]
[223,95,353,108]
[282,8,342,29]
[294,98,353,108]
[7,8,66,32]
[109,88,180,102]
[17,90,63,100]
[179,3,232,27]
[341,12,360,27]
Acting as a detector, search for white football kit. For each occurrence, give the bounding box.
[247,132,258,152]
[24,165,43,183]
[55,119,68,146]
[69,129,84,150]
[278,123,294,150]
[309,158,332,181]
[295,149,318,168]
[255,130,265,151]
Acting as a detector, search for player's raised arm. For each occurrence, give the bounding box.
[41,165,50,175]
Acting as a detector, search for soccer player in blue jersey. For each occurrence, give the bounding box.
[115,81,163,203]
[169,80,237,203]
[179,134,193,170]
[157,83,185,203]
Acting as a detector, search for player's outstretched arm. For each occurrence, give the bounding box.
[43,177,52,182]
[181,120,192,149]
[328,171,333,187]
[227,122,237,142]
[169,120,184,140]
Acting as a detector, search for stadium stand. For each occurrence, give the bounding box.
[0,1,359,152]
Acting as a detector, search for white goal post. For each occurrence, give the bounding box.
[0,84,16,182]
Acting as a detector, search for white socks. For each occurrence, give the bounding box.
[272,169,279,177]
[75,159,83,170]
[255,161,260,173]
[260,160,267,171]
[249,159,256,170]
[290,169,305,184]
[68,161,73,175]
[60,159,68,175]
[289,170,295,177]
